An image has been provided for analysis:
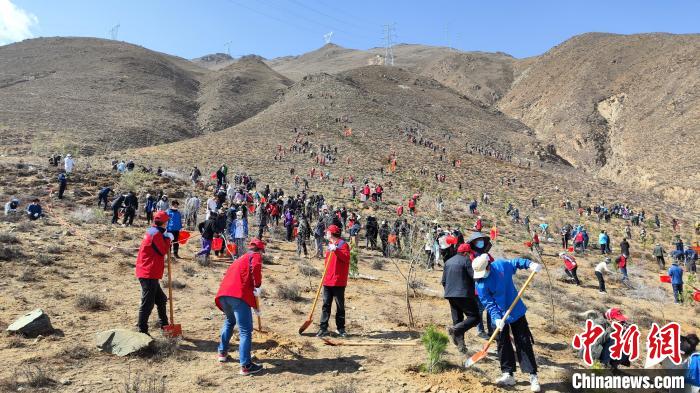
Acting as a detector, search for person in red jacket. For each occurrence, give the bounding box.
[317,224,351,338]
[408,197,416,215]
[135,210,173,335]
[396,205,404,217]
[215,238,265,375]
[559,251,580,285]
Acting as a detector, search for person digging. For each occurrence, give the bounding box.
[470,233,542,392]
[316,224,351,338]
[442,243,481,354]
[214,238,265,375]
[134,210,173,335]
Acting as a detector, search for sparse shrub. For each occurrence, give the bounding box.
[182,265,196,276]
[46,245,63,254]
[420,325,448,373]
[0,245,23,261]
[52,290,67,300]
[276,283,302,301]
[195,375,217,387]
[0,371,20,391]
[121,367,167,393]
[0,213,21,223]
[17,268,38,282]
[60,344,91,360]
[5,335,25,349]
[119,171,154,194]
[408,278,425,290]
[349,244,359,278]
[70,207,105,224]
[75,293,108,311]
[371,259,385,270]
[37,254,57,266]
[171,280,186,289]
[0,232,20,244]
[21,366,55,388]
[298,263,320,277]
[15,221,34,233]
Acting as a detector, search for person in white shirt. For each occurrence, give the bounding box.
[594,257,612,294]
[64,154,75,174]
[205,196,218,220]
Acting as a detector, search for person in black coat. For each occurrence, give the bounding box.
[441,244,481,354]
[122,191,138,226]
[111,193,126,224]
[365,216,378,250]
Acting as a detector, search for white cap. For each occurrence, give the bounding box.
[472,254,490,279]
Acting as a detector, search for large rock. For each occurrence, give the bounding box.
[95,329,153,356]
[7,308,53,337]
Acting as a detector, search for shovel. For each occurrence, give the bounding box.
[298,253,331,334]
[254,297,266,333]
[162,251,183,338]
[464,270,537,368]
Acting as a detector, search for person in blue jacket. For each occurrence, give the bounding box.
[684,247,697,274]
[668,260,684,304]
[166,200,183,258]
[144,193,156,225]
[26,199,44,220]
[468,232,542,392]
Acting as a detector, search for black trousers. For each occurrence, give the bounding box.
[595,271,606,292]
[123,207,135,225]
[146,210,153,224]
[656,256,665,269]
[138,278,168,333]
[381,240,388,256]
[112,207,120,223]
[58,183,66,199]
[98,195,109,210]
[320,286,345,331]
[565,267,581,285]
[171,230,180,256]
[296,236,307,256]
[447,297,481,338]
[497,315,537,375]
[286,225,293,241]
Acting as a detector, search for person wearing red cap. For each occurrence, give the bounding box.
[135,210,173,335]
[214,238,265,375]
[317,224,351,337]
[441,243,480,354]
[599,308,632,369]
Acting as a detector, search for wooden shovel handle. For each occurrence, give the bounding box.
[307,253,332,322]
[166,250,175,325]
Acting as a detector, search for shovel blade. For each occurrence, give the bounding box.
[464,349,488,368]
[298,319,312,335]
[163,324,182,338]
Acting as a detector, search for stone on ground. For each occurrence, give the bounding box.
[6,308,53,338]
[95,329,153,356]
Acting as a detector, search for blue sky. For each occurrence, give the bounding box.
[3,0,699,59]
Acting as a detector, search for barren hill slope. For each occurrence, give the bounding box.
[267,44,515,106]
[0,37,206,154]
[129,65,563,178]
[197,56,293,132]
[191,52,235,70]
[498,33,700,208]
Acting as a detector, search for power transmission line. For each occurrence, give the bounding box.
[224,41,233,56]
[261,0,374,41]
[382,23,396,66]
[225,0,320,35]
[108,24,120,40]
[287,0,370,33]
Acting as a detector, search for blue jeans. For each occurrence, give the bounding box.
[672,284,683,303]
[197,238,212,256]
[217,296,253,366]
[620,266,628,280]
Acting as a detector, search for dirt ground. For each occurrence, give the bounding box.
[0,156,698,393]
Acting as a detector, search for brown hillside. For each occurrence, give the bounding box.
[267,44,515,106]
[498,33,700,208]
[197,56,293,132]
[191,52,235,70]
[0,37,206,155]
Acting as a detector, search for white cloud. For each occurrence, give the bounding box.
[0,0,39,45]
